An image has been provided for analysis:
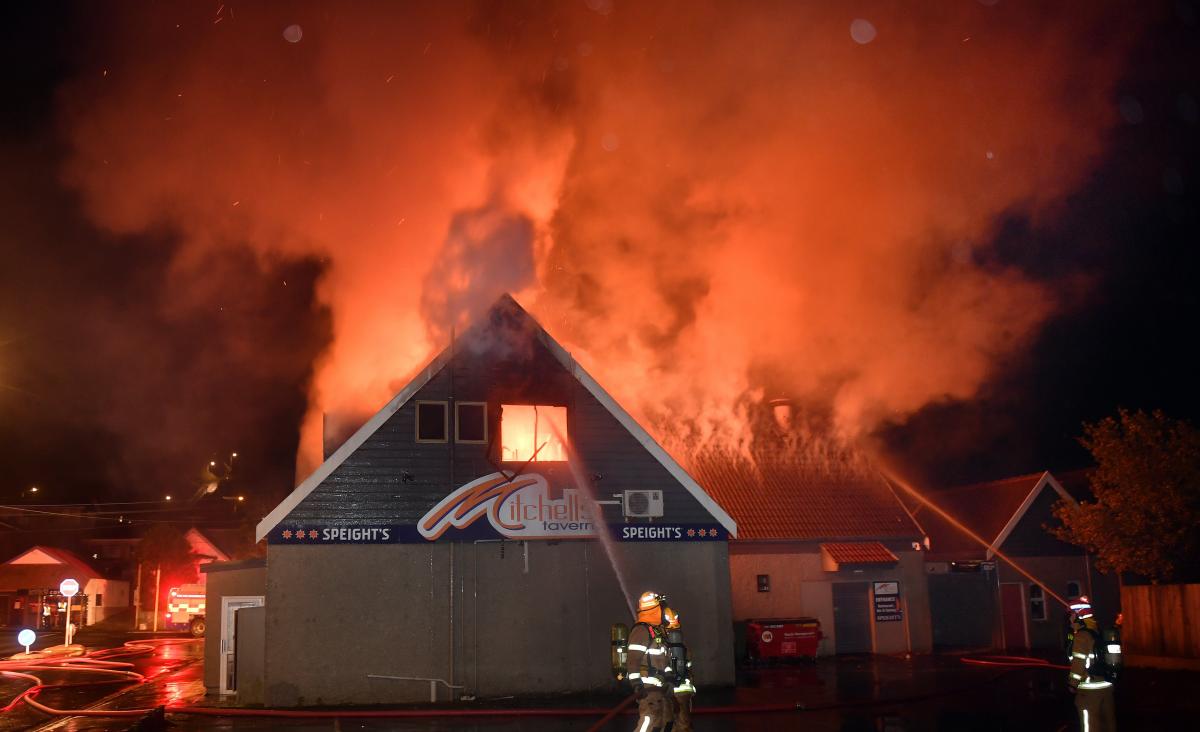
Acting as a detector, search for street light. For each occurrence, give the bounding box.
[164,495,172,502]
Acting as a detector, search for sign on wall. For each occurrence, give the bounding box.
[873,581,902,622]
[267,471,727,544]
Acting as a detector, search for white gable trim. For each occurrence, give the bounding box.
[256,297,738,541]
[186,528,231,563]
[7,547,65,565]
[987,471,1075,560]
[536,331,738,537]
[255,349,453,541]
[1043,472,1081,508]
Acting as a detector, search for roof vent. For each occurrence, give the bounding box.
[768,397,794,430]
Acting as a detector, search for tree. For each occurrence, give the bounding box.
[135,524,199,608]
[1053,409,1200,582]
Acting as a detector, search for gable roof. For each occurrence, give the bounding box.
[257,294,737,540]
[185,527,232,563]
[911,470,1082,559]
[691,452,924,541]
[0,546,104,591]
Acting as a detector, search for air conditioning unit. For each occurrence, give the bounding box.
[622,490,664,518]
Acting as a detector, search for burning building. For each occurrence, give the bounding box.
[244,295,737,705]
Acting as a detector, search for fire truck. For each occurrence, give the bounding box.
[166,584,206,637]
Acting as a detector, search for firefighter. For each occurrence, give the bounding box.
[1067,596,1117,731]
[663,607,695,732]
[626,591,673,732]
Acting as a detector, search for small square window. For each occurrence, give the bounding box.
[1029,585,1047,621]
[501,405,567,461]
[416,401,448,442]
[456,402,487,443]
[756,574,771,593]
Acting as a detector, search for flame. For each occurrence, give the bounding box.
[500,405,567,463]
[54,2,1148,479]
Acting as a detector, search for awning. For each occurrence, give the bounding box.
[820,541,899,571]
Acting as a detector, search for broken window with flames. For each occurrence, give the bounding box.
[500,405,567,462]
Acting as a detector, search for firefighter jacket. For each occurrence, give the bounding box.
[625,622,670,690]
[1068,625,1114,692]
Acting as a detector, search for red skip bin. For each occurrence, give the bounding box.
[746,618,823,661]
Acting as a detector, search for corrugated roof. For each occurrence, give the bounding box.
[821,541,899,564]
[691,452,923,541]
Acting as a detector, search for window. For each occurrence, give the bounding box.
[756,574,771,593]
[1029,585,1046,621]
[95,594,103,607]
[500,405,567,461]
[1066,581,1081,599]
[455,402,487,443]
[416,401,448,442]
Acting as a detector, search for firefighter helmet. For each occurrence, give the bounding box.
[638,591,665,612]
[637,591,666,624]
[663,607,680,630]
[1068,595,1094,623]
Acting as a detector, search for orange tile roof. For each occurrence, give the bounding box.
[690,452,923,541]
[821,541,899,564]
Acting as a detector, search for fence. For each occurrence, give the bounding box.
[1120,584,1200,658]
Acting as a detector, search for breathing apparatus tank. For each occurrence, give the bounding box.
[666,627,688,680]
[611,623,629,681]
[1102,626,1123,681]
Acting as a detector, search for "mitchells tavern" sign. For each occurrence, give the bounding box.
[268,471,727,544]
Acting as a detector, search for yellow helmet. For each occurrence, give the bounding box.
[638,591,664,612]
[663,607,680,630]
[637,591,665,624]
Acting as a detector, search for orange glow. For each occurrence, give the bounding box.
[55,4,1146,476]
[501,405,567,462]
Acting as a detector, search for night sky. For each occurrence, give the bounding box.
[1,1,1198,518]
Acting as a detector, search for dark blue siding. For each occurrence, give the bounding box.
[284,322,719,528]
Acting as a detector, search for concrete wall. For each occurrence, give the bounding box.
[265,539,734,706]
[202,563,267,694]
[729,543,931,655]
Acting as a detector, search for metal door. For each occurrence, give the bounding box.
[928,573,995,649]
[1000,583,1028,649]
[832,582,872,654]
[219,596,263,695]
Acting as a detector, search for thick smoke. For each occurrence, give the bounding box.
[58,1,1144,477]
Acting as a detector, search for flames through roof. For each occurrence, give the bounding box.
[691,451,923,541]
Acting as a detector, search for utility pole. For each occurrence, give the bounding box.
[133,561,142,629]
[152,564,161,632]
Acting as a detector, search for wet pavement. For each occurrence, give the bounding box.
[2,641,1196,731]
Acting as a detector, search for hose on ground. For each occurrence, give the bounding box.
[0,637,198,718]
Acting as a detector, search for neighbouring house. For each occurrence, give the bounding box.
[86,524,251,628]
[243,294,738,706]
[694,451,933,656]
[0,546,130,628]
[911,470,1119,651]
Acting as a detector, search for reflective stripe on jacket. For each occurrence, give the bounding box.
[1068,626,1110,690]
[626,623,668,684]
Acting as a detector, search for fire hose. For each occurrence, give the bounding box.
[2,644,1070,722]
[0,637,198,717]
[960,654,1070,670]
